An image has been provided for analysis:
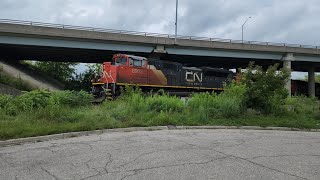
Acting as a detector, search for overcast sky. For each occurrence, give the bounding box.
[1,0,319,45]
[1,0,318,78]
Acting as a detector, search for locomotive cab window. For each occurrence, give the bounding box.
[129,58,146,67]
[115,57,127,66]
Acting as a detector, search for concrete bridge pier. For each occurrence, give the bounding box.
[149,45,167,61]
[308,67,316,97]
[283,53,294,96]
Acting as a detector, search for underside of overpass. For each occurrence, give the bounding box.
[0,43,316,72]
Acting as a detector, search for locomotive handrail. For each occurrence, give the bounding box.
[0,18,319,50]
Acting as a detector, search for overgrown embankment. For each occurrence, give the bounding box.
[0,87,319,140]
[0,63,319,140]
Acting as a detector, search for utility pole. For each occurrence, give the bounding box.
[175,0,178,44]
[242,16,251,42]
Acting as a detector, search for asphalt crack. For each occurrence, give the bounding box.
[103,153,113,174]
[208,147,309,180]
[250,154,320,160]
[40,166,58,180]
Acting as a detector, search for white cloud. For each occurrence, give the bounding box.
[1,0,319,45]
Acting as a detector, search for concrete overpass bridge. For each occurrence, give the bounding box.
[0,19,319,96]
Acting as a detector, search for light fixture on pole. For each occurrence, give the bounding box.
[242,16,251,43]
[175,0,178,44]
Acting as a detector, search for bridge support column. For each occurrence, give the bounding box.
[153,45,166,54]
[308,67,315,97]
[283,53,294,96]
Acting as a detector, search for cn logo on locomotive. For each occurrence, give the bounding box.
[185,71,203,83]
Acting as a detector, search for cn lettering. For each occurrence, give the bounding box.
[185,71,203,82]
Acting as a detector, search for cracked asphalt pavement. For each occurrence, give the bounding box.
[1,129,320,180]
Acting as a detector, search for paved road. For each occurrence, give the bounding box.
[0,129,320,180]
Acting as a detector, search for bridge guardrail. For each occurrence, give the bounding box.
[0,18,318,50]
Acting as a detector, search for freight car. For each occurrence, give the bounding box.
[91,54,234,102]
[291,80,320,97]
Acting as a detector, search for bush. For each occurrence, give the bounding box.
[128,93,147,112]
[286,96,320,116]
[188,91,244,120]
[242,63,290,113]
[0,94,12,110]
[146,94,184,112]
[49,90,93,107]
[0,90,93,115]
[15,90,51,111]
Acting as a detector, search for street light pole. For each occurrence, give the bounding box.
[242,16,251,42]
[175,0,178,44]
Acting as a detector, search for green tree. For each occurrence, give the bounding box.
[34,62,78,82]
[65,63,102,91]
[241,63,290,114]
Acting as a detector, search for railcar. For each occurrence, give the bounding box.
[91,54,234,102]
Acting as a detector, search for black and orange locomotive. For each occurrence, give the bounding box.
[91,54,234,101]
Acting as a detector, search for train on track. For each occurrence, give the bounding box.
[90,54,320,102]
[91,54,234,102]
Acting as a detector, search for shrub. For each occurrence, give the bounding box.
[126,92,146,113]
[119,85,143,99]
[286,96,320,116]
[0,94,12,110]
[49,90,93,107]
[188,91,244,120]
[15,90,51,111]
[145,94,184,112]
[241,63,290,113]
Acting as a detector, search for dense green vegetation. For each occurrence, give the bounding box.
[0,63,319,140]
[0,86,319,140]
